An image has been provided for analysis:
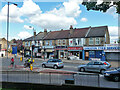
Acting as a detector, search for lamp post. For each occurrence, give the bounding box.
[6,2,17,59]
[29,26,35,62]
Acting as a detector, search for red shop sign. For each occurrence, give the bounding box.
[68,47,83,50]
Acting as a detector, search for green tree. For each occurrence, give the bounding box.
[118,37,120,43]
[82,0,120,14]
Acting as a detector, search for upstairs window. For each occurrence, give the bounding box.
[95,38,100,45]
[62,40,66,46]
[89,38,94,45]
[58,40,61,46]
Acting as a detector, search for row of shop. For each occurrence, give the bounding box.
[24,44,120,61]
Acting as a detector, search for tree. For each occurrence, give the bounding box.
[118,37,120,43]
[82,0,120,14]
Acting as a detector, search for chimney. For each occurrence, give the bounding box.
[61,29,63,31]
[70,25,74,35]
[44,29,47,36]
[34,31,36,36]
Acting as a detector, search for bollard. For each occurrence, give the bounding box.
[20,57,22,62]
[33,59,34,63]
[30,64,33,71]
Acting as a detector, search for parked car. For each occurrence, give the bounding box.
[42,59,64,69]
[68,55,79,60]
[78,61,111,74]
[104,67,120,82]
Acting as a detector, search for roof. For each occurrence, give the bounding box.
[24,26,108,41]
[23,32,45,41]
[43,26,108,40]
[43,27,89,40]
[86,26,107,37]
[70,27,89,38]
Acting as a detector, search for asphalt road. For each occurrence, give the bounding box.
[0,57,120,89]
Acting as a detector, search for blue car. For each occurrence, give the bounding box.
[104,67,120,82]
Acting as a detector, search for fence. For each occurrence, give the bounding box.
[1,71,100,86]
[0,70,120,89]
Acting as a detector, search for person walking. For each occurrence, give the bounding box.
[11,57,14,67]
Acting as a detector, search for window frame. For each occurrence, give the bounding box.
[89,38,94,45]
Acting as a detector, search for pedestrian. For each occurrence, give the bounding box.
[11,57,14,67]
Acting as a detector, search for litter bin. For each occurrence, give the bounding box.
[1,54,3,57]
[65,79,74,84]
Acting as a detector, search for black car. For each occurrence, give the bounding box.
[104,67,120,82]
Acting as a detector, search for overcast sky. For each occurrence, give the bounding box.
[0,0,119,43]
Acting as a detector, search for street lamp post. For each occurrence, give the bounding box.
[6,2,17,59]
[29,26,35,62]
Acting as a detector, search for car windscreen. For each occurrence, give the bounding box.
[57,59,62,62]
[117,67,120,71]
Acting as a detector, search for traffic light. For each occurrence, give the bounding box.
[21,45,24,50]
[38,49,41,53]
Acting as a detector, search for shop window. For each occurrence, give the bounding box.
[89,38,94,45]
[95,38,100,45]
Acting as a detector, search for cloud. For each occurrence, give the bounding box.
[18,31,32,39]
[28,0,81,30]
[30,14,77,30]
[80,18,88,22]
[0,0,82,30]
[0,4,24,23]
[20,0,42,16]
[24,25,33,30]
[106,6,118,18]
[108,26,119,43]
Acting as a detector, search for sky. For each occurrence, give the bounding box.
[0,0,119,43]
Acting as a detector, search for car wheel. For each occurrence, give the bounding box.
[113,75,120,82]
[100,69,105,74]
[53,65,58,69]
[42,64,46,68]
[79,68,85,72]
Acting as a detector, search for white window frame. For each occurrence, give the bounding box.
[58,40,61,46]
[73,38,76,46]
[89,38,94,45]
[95,38,100,45]
[83,38,86,45]
[62,39,66,46]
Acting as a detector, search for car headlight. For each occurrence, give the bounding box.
[105,73,110,76]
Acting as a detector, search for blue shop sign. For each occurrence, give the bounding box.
[84,46,120,50]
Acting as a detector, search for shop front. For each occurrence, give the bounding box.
[104,44,120,61]
[55,46,68,59]
[83,46,106,61]
[68,47,83,60]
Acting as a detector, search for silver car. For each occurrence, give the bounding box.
[78,61,111,74]
[42,59,64,69]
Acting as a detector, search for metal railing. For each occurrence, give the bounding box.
[0,70,120,89]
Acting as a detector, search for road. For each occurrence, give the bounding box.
[0,57,120,89]
[1,57,79,72]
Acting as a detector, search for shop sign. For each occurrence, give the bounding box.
[68,47,83,50]
[84,46,120,51]
[83,46,105,50]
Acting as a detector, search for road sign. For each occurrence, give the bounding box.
[12,46,17,54]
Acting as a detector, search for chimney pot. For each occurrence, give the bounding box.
[44,29,47,36]
[70,25,73,29]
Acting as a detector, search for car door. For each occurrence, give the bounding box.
[46,59,53,67]
[86,61,94,71]
[93,62,101,72]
